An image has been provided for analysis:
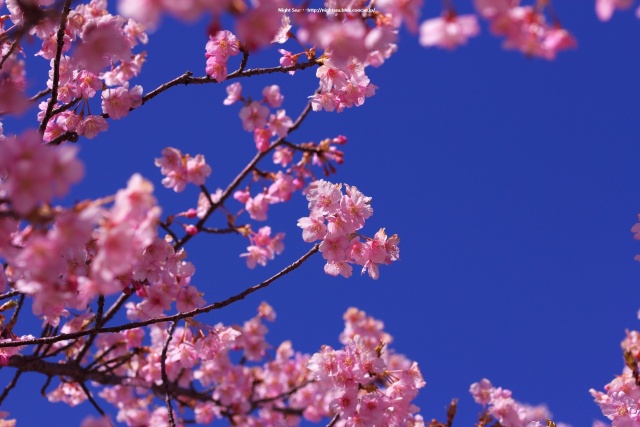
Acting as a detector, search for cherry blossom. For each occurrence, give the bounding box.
[419,13,480,50]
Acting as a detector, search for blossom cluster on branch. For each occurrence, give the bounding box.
[0,0,635,426]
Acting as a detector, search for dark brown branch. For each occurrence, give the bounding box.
[39,0,72,133]
[9,353,212,402]
[0,37,21,71]
[161,321,178,427]
[28,88,52,103]
[327,413,340,427]
[40,375,52,397]
[0,290,19,301]
[159,221,180,242]
[79,381,106,416]
[200,226,242,234]
[282,140,324,153]
[140,58,319,108]
[0,243,320,348]
[95,295,105,327]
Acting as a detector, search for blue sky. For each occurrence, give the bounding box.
[3,2,640,426]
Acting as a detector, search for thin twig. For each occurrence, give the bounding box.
[250,380,311,408]
[200,226,242,234]
[0,290,19,301]
[79,381,106,416]
[0,37,21,70]
[28,87,52,103]
[40,375,52,397]
[39,0,73,133]
[74,294,104,364]
[84,342,125,371]
[101,292,132,326]
[161,321,178,427]
[5,293,24,334]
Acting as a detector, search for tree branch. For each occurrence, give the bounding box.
[161,321,178,427]
[38,0,72,133]
[0,243,320,348]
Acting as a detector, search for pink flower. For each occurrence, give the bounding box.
[324,261,353,278]
[470,378,494,405]
[235,6,282,51]
[177,285,205,312]
[307,180,342,216]
[253,127,272,152]
[79,115,109,139]
[75,16,131,73]
[234,189,251,204]
[317,21,368,66]
[596,0,634,21]
[118,0,163,30]
[81,415,113,427]
[474,0,517,19]
[186,154,212,185]
[268,109,293,137]
[241,245,270,268]
[273,146,293,166]
[102,86,133,119]
[319,234,350,261]
[540,28,577,60]
[223,82,243,105]
[268,171,296,202]
[297,215,327,242]
[239,101,270,132]
[279,49,298,74]
[205,58,229,82]
[272,14,292,43]
[419,14,480,50]
[262,85,284,108]
[75,70,102,98]
[206,30,240,61]
[376,0,423,32]
[246,193,271,221]
[155,147,211,191]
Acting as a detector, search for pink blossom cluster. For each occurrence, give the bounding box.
[226,132,346,268]
[120,0,287,51]
[306,307,425,426]
[0,129,84,214]
[310,56,379,113]
[204,30,240,82]
[590,330,640,427]
[155,147,212,193]
[45,305,425,427]
[0,335,34,366]
[228,83,294,152]
[12,0,151,142]
[240,226,285,269]
[298,180,399,279]
[0,166,203,325]
[419,11,480,50]
[469,378,557,427]
[473,0,576,59]
[0,26,28,115]
[595,0,639,21]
